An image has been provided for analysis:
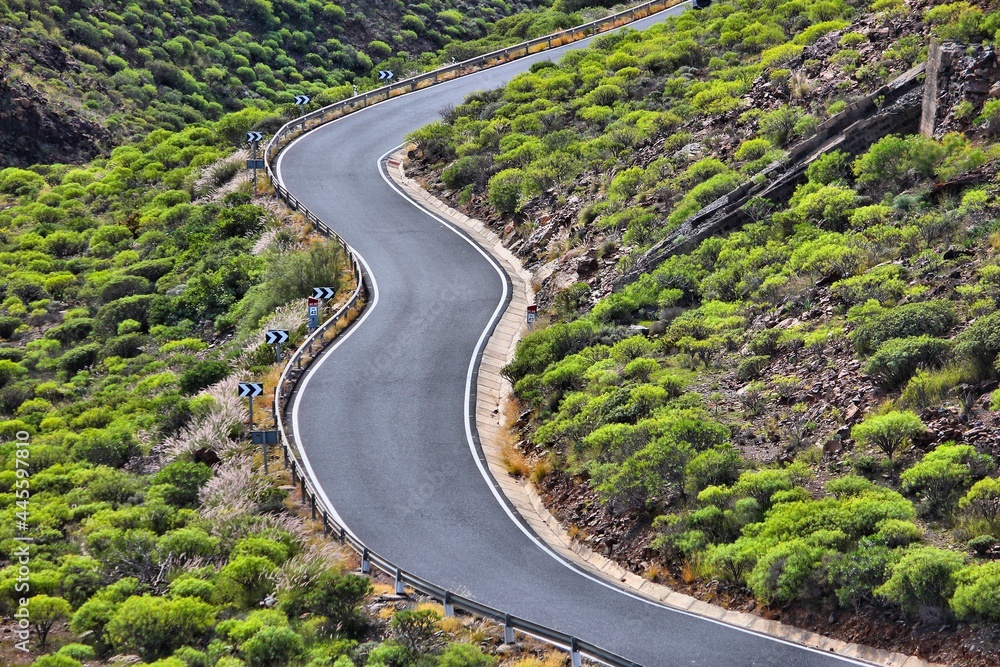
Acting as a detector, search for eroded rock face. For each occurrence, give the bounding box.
[0,64,109,168]
[922,41,1000,137]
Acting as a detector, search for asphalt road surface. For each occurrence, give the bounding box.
[277,6,874,666]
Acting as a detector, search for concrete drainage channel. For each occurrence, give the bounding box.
[259,3,701,666]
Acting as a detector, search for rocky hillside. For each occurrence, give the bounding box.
[407,1,1000,664]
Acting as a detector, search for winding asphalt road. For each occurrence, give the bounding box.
[277,6,874,666]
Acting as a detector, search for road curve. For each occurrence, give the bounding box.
[277,8,870,666]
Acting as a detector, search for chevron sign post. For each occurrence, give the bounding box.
[378,70,394,81]
[312,287,336,300]
[265,329,290,363]
[294,95,310,116]
[246,131,264,190]
[238,382,264,428]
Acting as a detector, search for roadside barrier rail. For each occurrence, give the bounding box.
[262,0,686,166]
[263,3,701,665]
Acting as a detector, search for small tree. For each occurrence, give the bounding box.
[304,572,372,632]
[390,608,446,658]
[852,411,925,463]
[27,595,71,647]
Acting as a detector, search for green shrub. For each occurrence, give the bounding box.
[825,475,873,498]
[218,555,276,608]
[240,626,303,667]
[746,537,837,605]
[99,275,151,303]
[850,301,956,354]
[951,562,1000,620]
[105,595,215,661]
[955,309,1000,377]
[864,336,952,389]
[179,359,230,394]
[278,569,371,636]
[684,445,743,497]
[590,437,692,510]
[102,333,147,359]
[45,318,94,344]
[901,443,994,517]
[437,643,494,667]
[876,547,965,617]
[958,477,1000,534]
[60,343,101,373]
[734,138,772,162]
[487,168,524,215]
[851,411,925,463]
[736,355,770,381]
[872,519,923,548]
[828,544,901,611]
[759,105,812,147]
[152,461,213,507]
[806,150,849,185]
[95,294,155,335]
[30,655,81,667]
[56,644,96,661]
[831,265,905,305]
[0,316,22,339]
[234,242,342,329]
[0,168,46,197]
[441,156,492,190]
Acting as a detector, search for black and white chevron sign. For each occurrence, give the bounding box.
[312,287,336,299]
[265,330,289,344]
[238,382,264,398]
[294,95,310,105]
[246,131,263,143]
[378,70,394,81]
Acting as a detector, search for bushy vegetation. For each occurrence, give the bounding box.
[0,0,599,660]
[0,0,590,151]
[439,0,1000,637]
[408,0,938,255]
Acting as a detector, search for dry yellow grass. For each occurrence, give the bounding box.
[501,439,530,478]
[529,457,553,485]
[681,559,699,584]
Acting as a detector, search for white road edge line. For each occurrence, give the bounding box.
[270,14,877,663]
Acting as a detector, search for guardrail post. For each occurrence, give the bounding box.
[299,476,306,501]
[443,591,454,617]
[503,614,515,644]
[309,493,316,520]
[361,548,371,573]
[283,444,289,468]
[339,526,346,543]
[570,637,582,667]
[394,568,405,595]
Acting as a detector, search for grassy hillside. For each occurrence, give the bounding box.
[0,0,643,166]
[408,1,1000,663]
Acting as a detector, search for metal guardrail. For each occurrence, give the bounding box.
[262,0,685,166]
[261,3,699,665]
